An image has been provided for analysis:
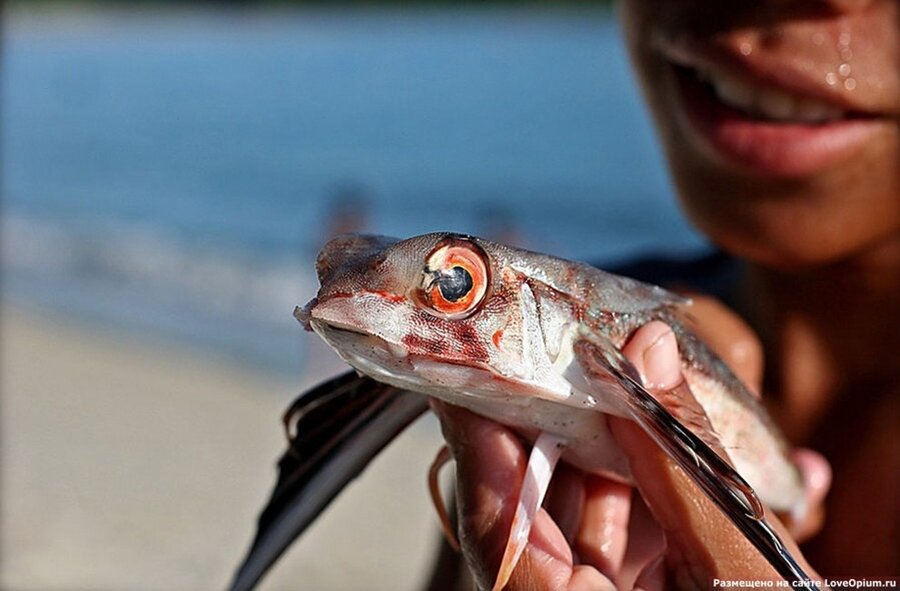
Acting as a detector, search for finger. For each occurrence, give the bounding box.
[507,509,578,591]
[618,495,666,589]
[494,432,566,591]
[612,417,807,584]
[783,448,831,541]
[573,475,632,580]
[633,554,666,591]
[432,400,538,586]
[622,321,682,391]
[622,321,730,460]
[544,463,585,546]
[432,400,575,590]
[611,327,823,586]
[568,565,617,591]
[794,448,831,509]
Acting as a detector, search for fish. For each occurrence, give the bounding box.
[230,232,814,590]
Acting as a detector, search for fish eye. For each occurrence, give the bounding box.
[438,266,474,302]
[420,240,488,319]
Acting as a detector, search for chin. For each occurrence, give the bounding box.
[682,199,899,271]
[616,0,900,272]
[665,131,900,270]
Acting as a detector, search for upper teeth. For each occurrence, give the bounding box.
[699,68,844,124]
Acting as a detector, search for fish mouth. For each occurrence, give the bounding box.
[308,317,371,340]
[295,297,373,338]
[325,325,368,337]
[308,319,530,404]
[293,301,317,331]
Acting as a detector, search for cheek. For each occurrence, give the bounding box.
[616,1,687,167]
[674,125,900,267]
[617,2,658,87]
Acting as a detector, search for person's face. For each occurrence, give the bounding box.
[619,1,899,268]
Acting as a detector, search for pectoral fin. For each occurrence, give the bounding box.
[229,372,428,591]
[571,337,813,585]
[428,445,460,552]
[493,432,566,591]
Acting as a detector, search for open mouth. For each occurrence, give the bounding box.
[312,320,369,338]
[651,33,887,177]
[676,64,863,126]
[667,61,882,177]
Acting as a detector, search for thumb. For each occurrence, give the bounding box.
[608,322,820,587]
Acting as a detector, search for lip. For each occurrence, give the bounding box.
[673,66,882,177]
[657,37,886,177]
[316,321,369,338]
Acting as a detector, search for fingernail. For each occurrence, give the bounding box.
[793,449,832,502]
[642,327,682,390]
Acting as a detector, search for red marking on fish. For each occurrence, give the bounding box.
[453,323,489,362]
[369,290,406,304]
[402,333,449,357]
[492,330,504,349]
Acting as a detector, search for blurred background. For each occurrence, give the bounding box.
[1,1,709,589]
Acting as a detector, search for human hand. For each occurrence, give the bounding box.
[431,297,830,590]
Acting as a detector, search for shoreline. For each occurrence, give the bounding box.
[1,303,444,590]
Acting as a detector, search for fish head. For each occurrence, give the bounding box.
[298,232,578,403]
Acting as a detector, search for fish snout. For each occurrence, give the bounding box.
[293,299,317,331]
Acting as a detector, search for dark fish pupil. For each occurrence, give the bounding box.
[438,266,473,302]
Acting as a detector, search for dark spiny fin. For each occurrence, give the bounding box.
[572,339,814,586]
[651,378,730,464]
[229,371,428,591]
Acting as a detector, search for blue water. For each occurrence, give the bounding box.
[2,8,707,374]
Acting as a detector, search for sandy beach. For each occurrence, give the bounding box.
[1,304,447,590]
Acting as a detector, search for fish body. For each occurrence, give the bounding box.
[231,232,813,591]
[300,232,803,512]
